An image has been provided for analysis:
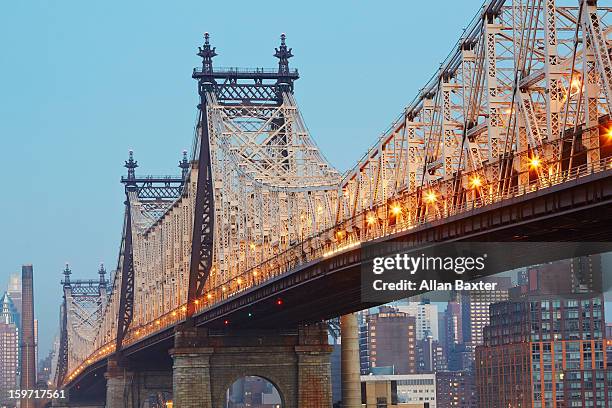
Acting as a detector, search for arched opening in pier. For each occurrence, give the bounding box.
[225,375,283,408]
[141,391,172,408]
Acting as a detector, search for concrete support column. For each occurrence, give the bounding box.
[340,313,361,408]
[105,358,134,408]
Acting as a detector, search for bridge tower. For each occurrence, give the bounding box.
[54,264,110,406]
[164,33,333,408]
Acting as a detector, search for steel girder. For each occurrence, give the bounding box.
[337,0,612,232]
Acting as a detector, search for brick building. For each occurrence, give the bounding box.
[476,257,610,407]
[360,306,417,374]
[435,371,477,408]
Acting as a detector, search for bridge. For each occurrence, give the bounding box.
[51,0,612,407]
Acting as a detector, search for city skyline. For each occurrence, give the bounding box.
[0,0,482,357]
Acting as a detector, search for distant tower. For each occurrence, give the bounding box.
[179,150,190,180]
[98,263,107,300]
[0,292,19,407]
[7,273,22,316]
[124,150,138,184]
[20,265,36,407]
[62,263,72,290]
[98,262,106,286]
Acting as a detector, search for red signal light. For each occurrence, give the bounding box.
[276,298,283,306]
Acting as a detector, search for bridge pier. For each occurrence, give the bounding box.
[170,323,333,408]
[104,357,134,408]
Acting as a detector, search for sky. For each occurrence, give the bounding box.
[1,0,492,355]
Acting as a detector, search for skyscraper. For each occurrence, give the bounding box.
[0,292,19,408]
[396,300,439,341]
[442,296,463,356]
[476,296,608,407]
[476,257,609,407]
[436,370,477,408]
[359,306,417,374]
[20,265,36,408]
[417,335,447,373]
[461,276,512,347]
[7,273,21,317]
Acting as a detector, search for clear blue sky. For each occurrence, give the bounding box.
[0,1,485,355]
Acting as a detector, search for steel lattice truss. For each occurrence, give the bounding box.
[61,0,612,385]
[55,267,109,386]
[119,90,341,334]
[338,0,612,226]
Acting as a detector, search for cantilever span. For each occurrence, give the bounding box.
[54,1,612,404]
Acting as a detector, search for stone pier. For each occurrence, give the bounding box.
[170,323,333,408]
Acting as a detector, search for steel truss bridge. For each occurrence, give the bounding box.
[55,0,612,395]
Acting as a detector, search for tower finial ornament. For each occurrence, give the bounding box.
[274,33,293,75]
[125,150,138,182]
[198,32,217,74]
[62,263,72,288]
[179,150,190,180]
[98,263,106,286]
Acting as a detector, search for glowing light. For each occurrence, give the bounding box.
[424,191,437,203]
[155,320,160,325]
[570,77,582,95]
[253,270,258,277]
[605,127,612,139]
[249,243,256,250]
[529,156,541,168]
[317,205,323,214]
[391,204,402,216]
[181,306,187,312]
[276,298,284,306]
[336,230,345,239]
[323,241,361,258]
[194,300,199,305]
[172,311,176,317]
[222,286,227,292]
[207,293,212,299]
[237,278,243,285]
[248,312,253,317]
[470,176,482,189]
[224,319,230,325]
[367,214,377,225]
